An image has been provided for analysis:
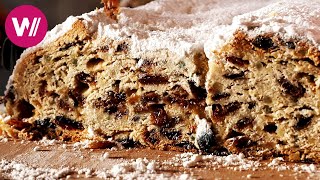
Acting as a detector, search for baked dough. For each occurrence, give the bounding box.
[205,0,320,162]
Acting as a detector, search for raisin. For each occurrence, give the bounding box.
[278,77,305,99]
[252,36,274,50]
[212,102,241,119]
[160,128,181,140]
[188,81,207,99]
[141,92,160,105]
[100,45,109,52]
[116,42,128,52]
[226,56,249,67]
[87,58,104,68]
[232,136,255,149]
[16,100,35,119]
[248,102,256,109]
[286,42,295,49]
[196,129,216,152]
[235,118,254,130]
[212,104,225,118]
[294,115,313,130]
[131,116,140,122]
[174,141,196,150]
[117,138,139,148]
[225,102,241,113]
[163,85,189,106]
[54,116,84,130]
[75,72,94,84]
[58,99,72,111]
[7,119,32,130]
[94,91,127,114]
[223,71,245,80]
[225,130,245,139]
[210,148,230,156]
[138,74,168,84]
[264,123,277,133]
[150,104,169,127]
[145,129,159,145]
[68,90,84,107]
[34,119,56,129]
[212,92,230,101]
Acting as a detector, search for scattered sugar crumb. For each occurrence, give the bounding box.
[62,144,68,149]
[100,152,110,161]
[33,146,41,152]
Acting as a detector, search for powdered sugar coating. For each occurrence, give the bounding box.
[7,0,279,95]
[205,0,320,60]
[23,0,279,58]
[88,0,279,57]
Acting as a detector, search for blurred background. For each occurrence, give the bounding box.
[0,0,153,95]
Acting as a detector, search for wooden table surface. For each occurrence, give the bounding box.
[0,138,319,180]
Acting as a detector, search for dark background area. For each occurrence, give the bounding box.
[0,0,153,96]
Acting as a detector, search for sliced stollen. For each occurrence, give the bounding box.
[2,0,278,151]
[205,0,320,162]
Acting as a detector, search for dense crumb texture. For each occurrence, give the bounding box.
[3,0,280,152]
[4,20,208,150]
[205,0,320,163]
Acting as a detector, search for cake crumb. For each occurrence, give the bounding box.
[33,146,41,151]
[101,152,110,160]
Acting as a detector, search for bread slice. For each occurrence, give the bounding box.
[205,0,320,162]
[3,0,278,151]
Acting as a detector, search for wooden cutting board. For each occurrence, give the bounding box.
[0,139,318,179]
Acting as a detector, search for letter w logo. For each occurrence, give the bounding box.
[11,17,41,37]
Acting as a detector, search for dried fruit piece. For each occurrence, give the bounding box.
[226,56,249,67]
[117,138,140,148]
[212,92,230,101]
[188,81,207,99]
[235,117,254,130]
[278,77,305,100]
[264,123,277,133]
[141,92,160,105]
[54,116,84,130]
[16,100,35,119]
[212,102,241,120]
[138,74,169,84]
[150,104,169,127]
[223,71,245,80]
[94,91,127,115]
[252,36,274,50]
[294,115,313,130]
[7,119,32,130]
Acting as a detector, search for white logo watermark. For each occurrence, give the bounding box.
[12,17,42,37]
